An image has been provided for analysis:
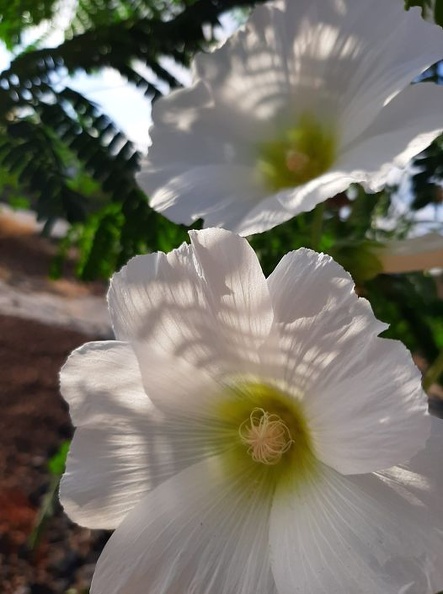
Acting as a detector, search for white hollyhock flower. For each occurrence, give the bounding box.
[137,0,443,236]
[60,228,443,594]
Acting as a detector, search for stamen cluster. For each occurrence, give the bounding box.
[239,407,294,465]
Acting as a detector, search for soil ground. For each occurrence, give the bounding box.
[0,211,109,593]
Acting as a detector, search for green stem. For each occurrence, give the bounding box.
[28,474,60,550]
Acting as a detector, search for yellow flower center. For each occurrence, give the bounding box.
[257,112,337,192]
[239,407,293,465]
[216,382,317,492]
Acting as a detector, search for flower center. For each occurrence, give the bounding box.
[215,382,317,492]
[257,112,337,192]
[239,407,294,465]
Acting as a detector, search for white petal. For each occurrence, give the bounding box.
[108,229,273,381]
[60,340,149,428]
[91,456,277,594]
[265,250,429,473]
[60,342,222,529]
[278,84,443,216]
[265,247,385,389]
[194,4,294,121]
[284,313,428,473]
[270,454,443,594]
[267,249,356,323]
[305,337,429,474]
[230,173,356,235]
[146,81,250,166]
[188,228,273,355]
[148,79,263,159]
[339,83,443,190]
[197,0,442,144]
[137,81,265,228]
[108,229,275,418]
[147,164,263,231]
[147,163,353,236]
[274,173,356,218]
[380,415,443,533]
[336,3,443,145]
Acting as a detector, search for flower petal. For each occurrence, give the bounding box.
[335,2,443,145]
[339,82,443,190]
[265,247,386,393]
[380,415,443,533]
[60,341,222,529]
[265,250,428,473]
[277,83,443,217]
[253,173,356,231]
[60,340,149,428]
[188,228,273,352]
[137,80,266,229]
[147,78,262,166]
[91,456,277,594]
[194,0,442,139]
[270,443,443,594]
[305,334,429,474]
[193,4,294,122]
[108,229,277,420]
[147,164,264,231]
[108,229,273,380]
[267,249,357,323]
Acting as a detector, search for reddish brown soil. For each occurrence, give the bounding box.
[0,213,108,593]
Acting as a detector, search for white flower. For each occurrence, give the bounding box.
[60,228,443,594]
[137,0,443,236]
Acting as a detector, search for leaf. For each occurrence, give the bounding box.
[48,440,71,476]
[434,0,443,25]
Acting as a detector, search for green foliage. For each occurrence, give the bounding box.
[47,440,70,475]
[436,0,443,24]
[0,0,59,49]
[366,273,443,363]
[405,0,443,25]
[28,440,71,550]
[410,135,443,210]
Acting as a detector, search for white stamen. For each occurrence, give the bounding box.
[239,407,294,465]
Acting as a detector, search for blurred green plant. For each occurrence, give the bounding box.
[28,440,70,549]
[405,0,443,25]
